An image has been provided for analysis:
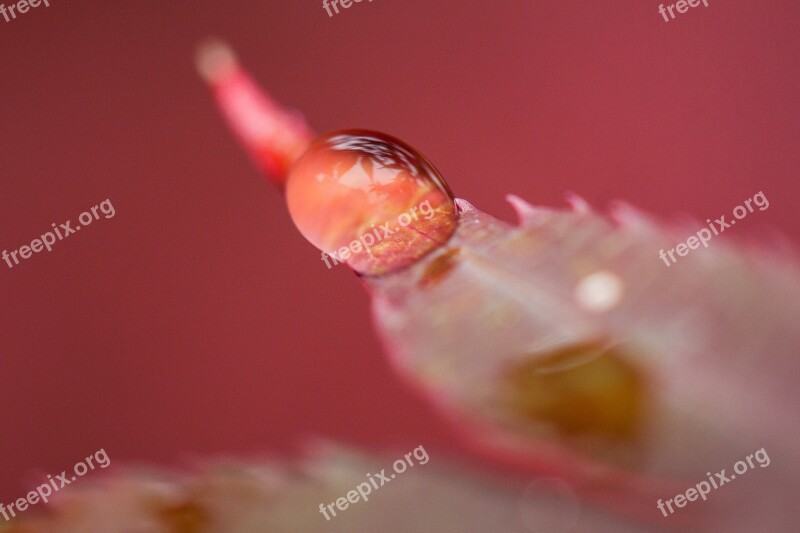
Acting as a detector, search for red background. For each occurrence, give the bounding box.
[1,0,798,502]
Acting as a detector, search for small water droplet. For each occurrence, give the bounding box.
[285,130,458,275]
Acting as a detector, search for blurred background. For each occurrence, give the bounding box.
[0,0,798,505]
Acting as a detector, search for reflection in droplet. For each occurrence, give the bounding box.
[285,130,458,275]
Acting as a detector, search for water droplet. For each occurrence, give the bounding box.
[285,130,458,275]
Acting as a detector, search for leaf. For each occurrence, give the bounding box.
[365,196,800,527]
[6,446,642,532]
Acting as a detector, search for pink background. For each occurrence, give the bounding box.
[1,0,798,502]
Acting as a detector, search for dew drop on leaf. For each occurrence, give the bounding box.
[285,130,458,275]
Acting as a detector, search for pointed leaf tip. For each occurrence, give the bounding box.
[196,40,315,183]
[195,38,238,85]
[506,194,551,225]
[565,192,592,214]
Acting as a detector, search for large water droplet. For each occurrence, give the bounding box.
[285,130,458,275]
